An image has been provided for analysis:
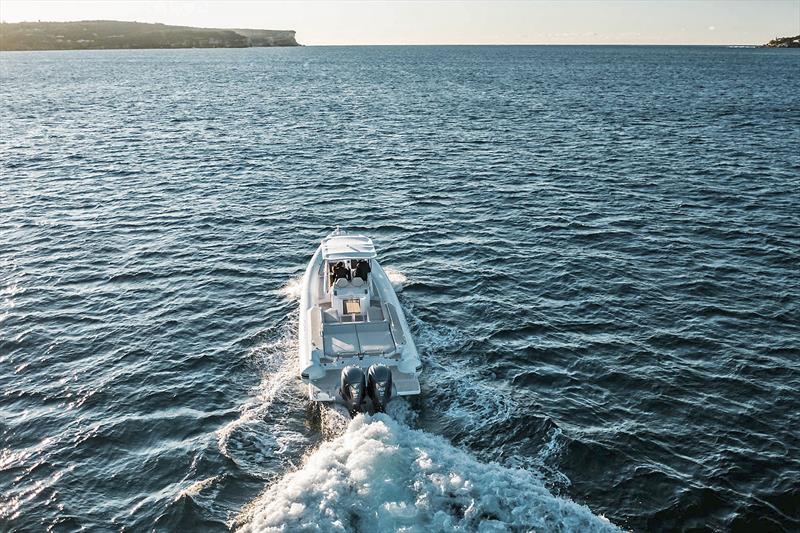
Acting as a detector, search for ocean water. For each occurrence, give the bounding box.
[1,45,798,532]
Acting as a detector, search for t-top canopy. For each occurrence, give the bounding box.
[321,234,376,261]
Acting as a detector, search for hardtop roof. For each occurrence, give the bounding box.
[321,234,376,261]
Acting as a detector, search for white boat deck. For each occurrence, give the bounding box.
[311,294,407,361]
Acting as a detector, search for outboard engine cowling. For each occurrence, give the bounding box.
[340,366,366,416]
[367,364,393,413]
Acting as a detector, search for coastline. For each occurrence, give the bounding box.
[0,20,300,51]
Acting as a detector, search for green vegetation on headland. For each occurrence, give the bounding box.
[762,35,800,48]
[0,20,299,51]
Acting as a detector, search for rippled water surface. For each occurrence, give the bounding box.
[1,46,799,532]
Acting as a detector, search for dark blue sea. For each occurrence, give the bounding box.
[1,45,799,532]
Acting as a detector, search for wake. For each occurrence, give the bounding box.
[233,270,618,531]
[236,412,617,532]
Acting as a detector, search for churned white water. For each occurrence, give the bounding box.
[383,266,408,292]
[279,275,304,301]
[216,318,303,464]
[237,414,618,532]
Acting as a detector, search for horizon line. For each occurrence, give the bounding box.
[0,43,771,50]
[0,19,793,47]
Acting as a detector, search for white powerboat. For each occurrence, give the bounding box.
[298,228,421,415]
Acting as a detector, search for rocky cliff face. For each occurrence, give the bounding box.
[0,21,299,51]
[228,28,298,47]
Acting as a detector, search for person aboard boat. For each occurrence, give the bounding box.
[332,261,351,284]
[355,259,371,281]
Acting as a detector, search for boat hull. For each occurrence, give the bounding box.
[298,241,421,404]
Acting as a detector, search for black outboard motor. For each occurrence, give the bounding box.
[367,364,393,413]
[340,366,366,416]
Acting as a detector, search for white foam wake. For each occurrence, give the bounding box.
[237,415,618,532]
[279,275,304,301]
[383,266,408,292]
[216,321,301,461]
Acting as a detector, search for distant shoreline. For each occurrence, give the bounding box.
[4,43,794,52]
[761,35,800,48]
[1,20,793,50]
[0,20,299,51]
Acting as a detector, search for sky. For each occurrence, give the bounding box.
[0,0,798,45]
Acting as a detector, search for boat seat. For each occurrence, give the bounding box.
[356,321,389,332]
[351,277,364,287]
[323,323,359,356]
[357,322,395,355]
[334,278,350,289]
[322,321,397,357]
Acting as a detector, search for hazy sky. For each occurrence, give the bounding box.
[1,0,798,45]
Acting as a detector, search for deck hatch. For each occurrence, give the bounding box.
[344,298,361,315]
